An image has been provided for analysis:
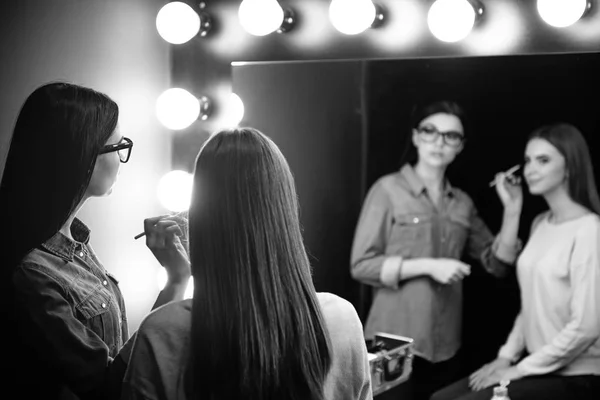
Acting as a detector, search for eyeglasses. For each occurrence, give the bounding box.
[417,125,464,147]
[99,137,133,163]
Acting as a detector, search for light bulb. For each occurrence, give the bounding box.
[156,2,200,44]
[329,0,377,35]
[537,0,589,28]
[428,0,479,43]
[157,170,193,212]
[156,88,200,130]
[239,0,284,36]
[227,93,245,127]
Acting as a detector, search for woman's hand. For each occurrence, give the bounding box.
[144,214,191,285]
[469,358,516,391]
[494,170,523,216]
[428,258,471,285]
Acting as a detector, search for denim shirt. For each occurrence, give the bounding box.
[12,218,130,399]
[350,164,519,363]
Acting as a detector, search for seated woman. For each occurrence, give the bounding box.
[122,128,373,400]
[432,123,600,400]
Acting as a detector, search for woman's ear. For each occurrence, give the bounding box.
[412,129,419,148]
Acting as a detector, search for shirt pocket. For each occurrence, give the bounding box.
[388,213,432,255]
[75,286,116,349]
[446,213,471,253]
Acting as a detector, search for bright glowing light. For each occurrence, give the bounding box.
[156,88,199,130]
[227,93,245,126]
[428,0,478,43]
[157,269,194,299]
[156,2,200,44]
[157,170,193,212]
[537,0,589,28]
[329,0,377,35]
[238,0,284,36]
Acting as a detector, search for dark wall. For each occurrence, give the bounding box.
[232,61,367,309]
[366,51,600,371]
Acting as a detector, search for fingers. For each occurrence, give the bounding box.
[448,263,471,284]
[469,365,488,387]
[146,220,181,249]
[143,214,171,232]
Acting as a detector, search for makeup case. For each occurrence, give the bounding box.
[367,332,414,396]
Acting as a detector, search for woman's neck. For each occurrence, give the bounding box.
[544,185,587,223]
[59,214,77,241]
[59,198,87,241]
[414,161,446,191]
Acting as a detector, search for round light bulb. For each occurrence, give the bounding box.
[239,0,284,36]
[157,170,193,212]
[156,88,200,130]
[329,0,377,35]
[428,0,477,43]
[157,269,194,298]
[537,0,589,28]
[227,93,245,127]
[156,2,201,44]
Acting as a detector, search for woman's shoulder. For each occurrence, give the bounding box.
[316,293,363,336]
[12,254,68,291]
[317,292,356,314]
[574,212,600,236]
[139,299,192,335]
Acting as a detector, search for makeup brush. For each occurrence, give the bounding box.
[489,164,521,188]
[134,211,188,240]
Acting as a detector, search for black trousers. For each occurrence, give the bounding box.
[431,373,600,400]
[408,352,464,400]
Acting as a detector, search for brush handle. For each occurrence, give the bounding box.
[489,165,521,187]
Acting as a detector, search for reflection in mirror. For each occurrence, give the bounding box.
[232,53,600,393]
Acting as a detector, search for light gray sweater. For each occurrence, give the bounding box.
[122,292,373,400]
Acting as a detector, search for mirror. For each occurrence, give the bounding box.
[231,52,600,374]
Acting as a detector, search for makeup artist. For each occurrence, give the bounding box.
[350,100,523,400]
[0,82,191,400]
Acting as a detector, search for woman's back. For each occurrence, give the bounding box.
[122,292,372,400]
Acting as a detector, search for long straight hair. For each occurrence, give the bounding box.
[186,128,332,400]
[0,82,119,270]
[528,123,600,215]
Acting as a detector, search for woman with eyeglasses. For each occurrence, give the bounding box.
[0,82,191,400]
[350,100,523,400]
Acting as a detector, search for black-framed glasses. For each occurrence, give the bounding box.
[99,137,133,163]
[417,125,464,147]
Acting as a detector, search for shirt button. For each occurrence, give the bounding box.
[101,303,107,308]
[413,217,419,223]
[79,251,84,257]
[103,280,108,286]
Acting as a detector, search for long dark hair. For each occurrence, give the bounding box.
[0,82,119,270]
[528,123,600,215]
[401,100,467,166]
[186,128,332,400]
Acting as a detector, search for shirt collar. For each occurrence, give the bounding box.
[399,163,456,198]
[41,218,91,262]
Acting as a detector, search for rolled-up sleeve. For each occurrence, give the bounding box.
[466,206,521,278]
[350,181,401,288]
[13,264,122,400]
